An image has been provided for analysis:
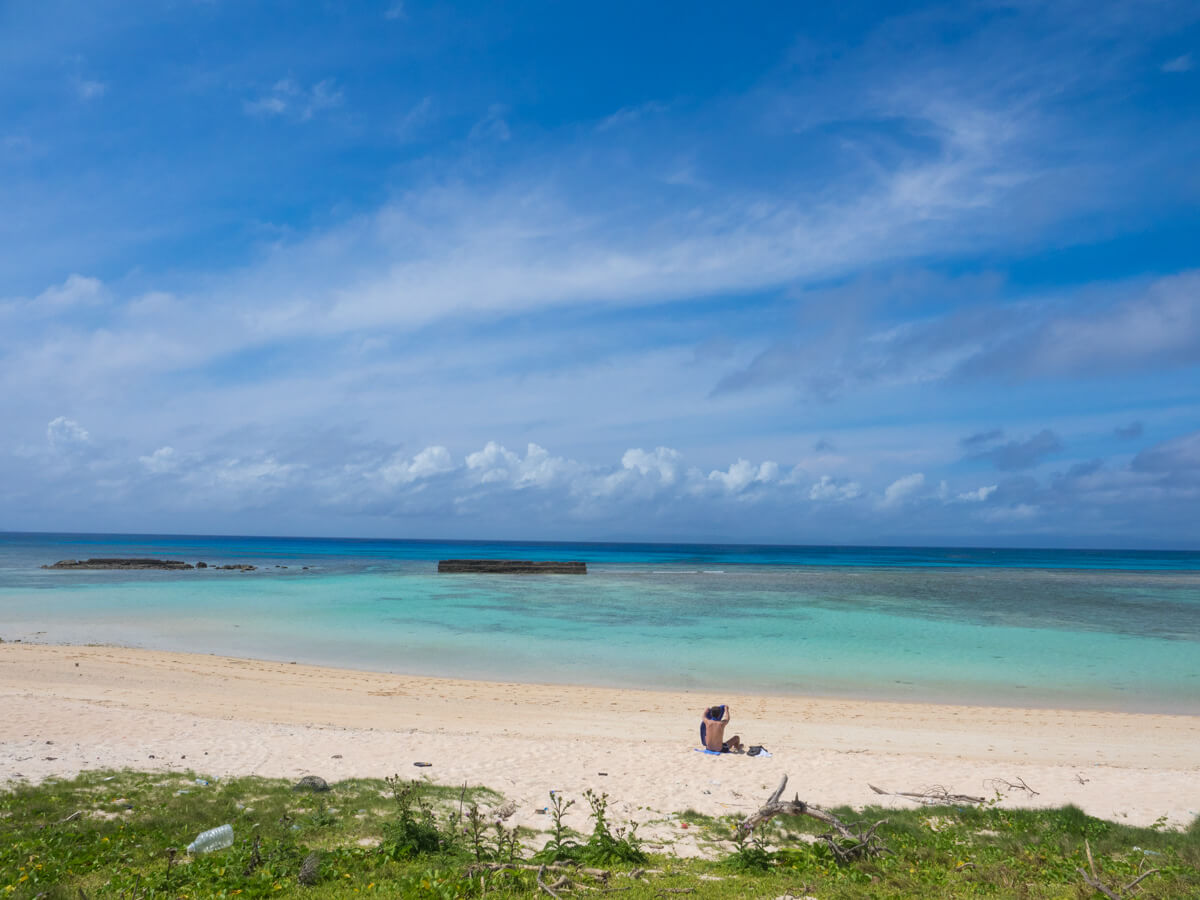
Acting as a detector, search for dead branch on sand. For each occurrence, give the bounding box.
[984,776,1039,796]
[741,775,889,862]
[868,783,986,805]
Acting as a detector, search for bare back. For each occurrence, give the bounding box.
[703,712,727,751]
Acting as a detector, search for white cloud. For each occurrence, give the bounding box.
[808,475,862,501]
[384,2,406,20]
[211,456,297,488]
[46,417,91,452]
[379,445,454,485]
[37,274,103,307]
[244,79,342,120]
[464,442,572,488]
[882,472,925,506]
[957,484,997,502]
[620,447,683,484]
[139,446,177,474]
[707,458,778,493]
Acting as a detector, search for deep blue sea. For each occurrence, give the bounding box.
[2,532,1198,713]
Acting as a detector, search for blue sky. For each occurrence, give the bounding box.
[2,0,1199,546]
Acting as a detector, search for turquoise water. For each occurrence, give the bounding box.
[2,532,1198,712]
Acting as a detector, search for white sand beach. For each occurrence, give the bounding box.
[3,642,1198,854]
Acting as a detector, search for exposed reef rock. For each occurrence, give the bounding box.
[43,558,256,571]
[44,558,195,570]
[437,559,586,574]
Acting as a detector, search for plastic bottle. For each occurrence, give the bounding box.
[187,823,234,855]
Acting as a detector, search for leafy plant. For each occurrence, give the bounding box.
[532,791,579,863]
[577,789,647,865]
[379,774,445,860]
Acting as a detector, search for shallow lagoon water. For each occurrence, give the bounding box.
[2,533,1198,712]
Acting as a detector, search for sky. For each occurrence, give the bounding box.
[1,0,1199,547]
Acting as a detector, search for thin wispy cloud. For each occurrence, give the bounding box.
[596,101,667,132]
[1161,53,1193,73]
[468,104,511,142]
[244,79,343,120]
[76,79,107,101]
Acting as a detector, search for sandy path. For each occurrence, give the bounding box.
[3,642,1197,854]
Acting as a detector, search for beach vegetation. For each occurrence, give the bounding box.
[3,769,1199,898]
[528,790,577,863]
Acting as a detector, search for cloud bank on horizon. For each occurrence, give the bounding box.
[1,1,1198,546]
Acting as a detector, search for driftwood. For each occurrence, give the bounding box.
[984,776,1039,796]
[536,865,562,898]
[1077,838,1159,900]
[869,783,986,805]
[740,775,889,861]
[467,862,611,880]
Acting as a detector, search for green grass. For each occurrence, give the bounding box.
[2,770,1198,898]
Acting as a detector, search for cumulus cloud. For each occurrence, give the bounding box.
[46,417,91,452]
[957,484,997,502]
[620,447,683,484]
[139,446,178,474]
[379,445,454,485]
[464,442,573,488]
[707,458,778,493]
[809,475,862,501]
[882,472,925,506]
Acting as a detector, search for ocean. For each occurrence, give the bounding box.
[2,532,1198,713]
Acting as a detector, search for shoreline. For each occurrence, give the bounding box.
[3,641,1199,847]
[4,630,1195,717]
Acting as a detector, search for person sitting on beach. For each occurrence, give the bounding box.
[701,704,743,753]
